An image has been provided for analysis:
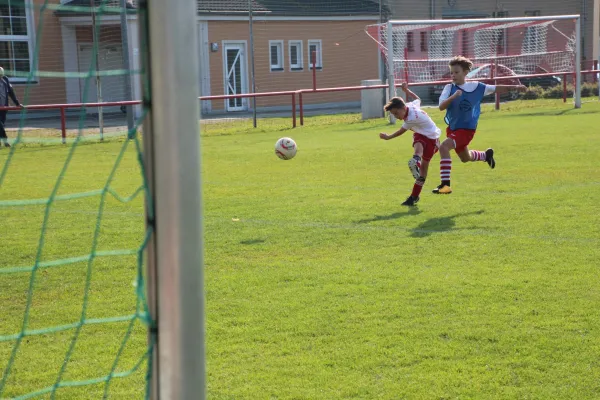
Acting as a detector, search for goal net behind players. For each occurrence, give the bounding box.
[366,15,581,102]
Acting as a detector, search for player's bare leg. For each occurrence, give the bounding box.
[420,161,429,179]
[457,147,472,162]
[433,138,453,194]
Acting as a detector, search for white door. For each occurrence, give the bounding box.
[223,42,247,111]
[78,44,126,113]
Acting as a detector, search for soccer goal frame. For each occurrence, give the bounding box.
[138,0,206,399]
[382,14,582,110]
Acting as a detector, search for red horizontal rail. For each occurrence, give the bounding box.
[300,84,388,93]
[200,90,298,101]
[0,100,142,111]
[404,70,600,87]
[0,69,596,140]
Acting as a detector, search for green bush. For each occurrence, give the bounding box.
[581,82,599,97]
[520,85,545,100]
[543,84,573,99]
[513,81,598,101]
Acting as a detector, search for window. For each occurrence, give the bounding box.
[420,32,427,51]
[406,32,414,52]
[523,12,546,55]
[429,30,453,59]
[461,29,468,56]
[288,40,303,71]
[493,11,508,54]
[307,40,322,70]
[523,25,546,54]
[269,40,283,71]
[0,0,32,81]
[525,10,541,16]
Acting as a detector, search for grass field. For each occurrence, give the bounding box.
[1,99,600,399]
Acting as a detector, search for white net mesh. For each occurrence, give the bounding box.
[366,17,578,86]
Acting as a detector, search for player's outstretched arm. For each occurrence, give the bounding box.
[494,84,527,94]
[380,127,407,140]
[400,82,420,101]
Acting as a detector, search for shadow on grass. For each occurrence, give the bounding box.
[240,238,266,245]
[410,210,484,238]
[356,208,422,224]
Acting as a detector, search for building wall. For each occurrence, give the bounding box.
[10,2,125,107]
[205,19,381,111]
[75,25,122,44]
[11,0,67,106]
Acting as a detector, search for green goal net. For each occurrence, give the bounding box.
[0,0,153,398]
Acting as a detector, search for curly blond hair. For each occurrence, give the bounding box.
[449,56,473,72]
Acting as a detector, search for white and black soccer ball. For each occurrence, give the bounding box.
[275,137,297,160]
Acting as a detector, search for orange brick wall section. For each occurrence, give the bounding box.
[207,19,381,111]
[11,0,66,106]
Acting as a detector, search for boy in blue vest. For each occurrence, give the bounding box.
[434,56,526,194]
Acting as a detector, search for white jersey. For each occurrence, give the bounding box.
[438,82,496,105]
[401,99,441,139]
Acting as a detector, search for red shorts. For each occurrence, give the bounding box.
[446,127,476,153]
[412,133,439,162]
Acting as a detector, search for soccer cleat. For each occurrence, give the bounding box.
[401,196,419,206]
[2,141,9,148]
[408,157,421,180]
[485,148,495,169]
[432,184,452,194]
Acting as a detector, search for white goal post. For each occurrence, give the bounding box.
[138,0,206,399]
[367,14,582,110]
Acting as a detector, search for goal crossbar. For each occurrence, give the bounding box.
[388,15,580,25]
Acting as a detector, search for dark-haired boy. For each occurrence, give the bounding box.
[380,83,441,206]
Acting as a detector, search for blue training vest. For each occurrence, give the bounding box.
[444,83,486,130]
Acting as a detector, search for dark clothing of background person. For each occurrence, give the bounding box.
[0,75,21,146]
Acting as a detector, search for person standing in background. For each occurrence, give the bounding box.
[0,66,24,148]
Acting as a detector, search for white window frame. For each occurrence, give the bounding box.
[288,40,303,71]
[307,39,322,70]
[269,40,284,71]
[0,0,36,83]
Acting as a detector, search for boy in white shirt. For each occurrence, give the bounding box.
[380,83,441,206]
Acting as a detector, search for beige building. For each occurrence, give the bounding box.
[197,1,385,114]
[7,0,384,115]
[5,0,67,106]
[3,0,597,114]
[4,0,138,113]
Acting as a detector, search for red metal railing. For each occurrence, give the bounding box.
[0,100,141,143]
[297,69,600,125]
[0,69,598,141]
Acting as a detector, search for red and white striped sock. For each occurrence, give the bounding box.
[469,150,486,162]
[440,158,452,184]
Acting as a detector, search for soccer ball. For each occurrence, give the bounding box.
[275,137,297,160]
